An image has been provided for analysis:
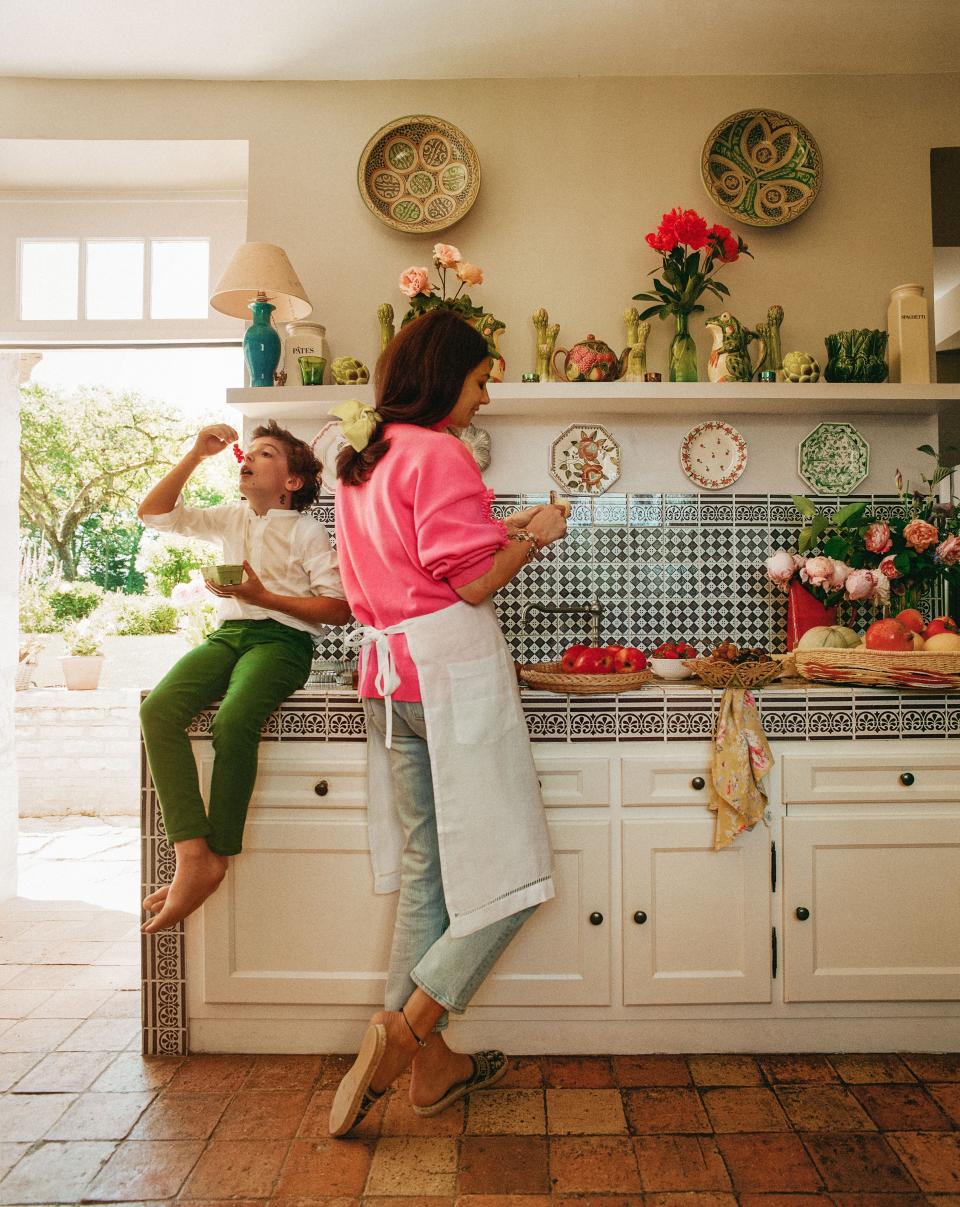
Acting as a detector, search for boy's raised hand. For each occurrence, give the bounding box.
[192,424,239,460]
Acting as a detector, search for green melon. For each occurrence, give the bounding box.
[796,625,861,650]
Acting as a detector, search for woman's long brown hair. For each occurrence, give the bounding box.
[337,308,490,486]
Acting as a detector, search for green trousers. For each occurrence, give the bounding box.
[140,620,314,855]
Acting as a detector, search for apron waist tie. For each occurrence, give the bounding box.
[346,624,403,748]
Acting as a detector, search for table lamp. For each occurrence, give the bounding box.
[210,243,312,386]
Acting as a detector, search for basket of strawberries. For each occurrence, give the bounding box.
[519,643,653,695]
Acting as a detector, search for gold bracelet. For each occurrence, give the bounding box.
[509,529,542,563]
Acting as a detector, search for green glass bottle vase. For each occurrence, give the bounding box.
[669,310,699,383]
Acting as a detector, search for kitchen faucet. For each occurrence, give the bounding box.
[520,599,603,648]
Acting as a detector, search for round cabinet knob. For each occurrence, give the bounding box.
[899,771,915,787]
[795,906,810,921]
[633,910,648,925]
[691,776,706,791]
[314,780,329,797]
[589,911,604,926]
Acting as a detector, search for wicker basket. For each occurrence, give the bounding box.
[683,658,785,690]
[519,662,654,695]
[793,647,960,691]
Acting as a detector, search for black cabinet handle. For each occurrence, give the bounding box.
[899,771,915,787]
[589,911,604,926]
[314,780,329,797]
[795,906,810,921]
[691,776,706,791]
[633,910,648,925]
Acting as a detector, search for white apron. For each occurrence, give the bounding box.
[351,599,555,937]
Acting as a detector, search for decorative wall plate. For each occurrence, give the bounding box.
[798,422,870,494]
[358,114,481,233]
[680,421,747,490]
[549,423,621,495]
[701,108,822,227]
[310,421,348,493]
[456,423,491,472]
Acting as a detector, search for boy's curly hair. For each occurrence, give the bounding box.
[251,420,320,511]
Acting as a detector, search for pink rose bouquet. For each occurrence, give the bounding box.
[398,243,486,327]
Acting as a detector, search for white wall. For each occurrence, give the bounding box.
[0,353,20,901]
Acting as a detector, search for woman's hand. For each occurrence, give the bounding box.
[205,560,271,607]
[505,504,547,531]
[526,503,567,549]
[192,424,239,460]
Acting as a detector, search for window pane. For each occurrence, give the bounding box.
[20,240,79,320]
[86,240,144,319]
[151,239,210,318]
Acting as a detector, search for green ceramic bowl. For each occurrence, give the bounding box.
[203,564,244,586]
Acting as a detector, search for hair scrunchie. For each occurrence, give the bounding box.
[329,400,383,452]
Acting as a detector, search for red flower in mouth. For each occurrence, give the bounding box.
[232,443,245,463]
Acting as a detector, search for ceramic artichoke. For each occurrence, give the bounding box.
[782,351,821,383]
[824,329,888,383]
[331,356,370,386]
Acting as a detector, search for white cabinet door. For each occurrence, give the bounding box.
[783,815,960,1002]
[622,818,771,1005]
[471,820,611,1007]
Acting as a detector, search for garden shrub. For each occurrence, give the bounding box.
[99,594,180,636]
[50,580,104,623]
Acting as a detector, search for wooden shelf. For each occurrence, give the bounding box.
[227,381,960,420]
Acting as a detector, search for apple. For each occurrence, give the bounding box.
[865,618,913,652]
[613,647,647,674]
[924,616,960,639]
[895,608,925,634]
[923,632,960,652]
[572,648,614,674]
[560,644,587,673]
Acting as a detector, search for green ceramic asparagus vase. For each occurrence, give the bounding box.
[669,311,698,382]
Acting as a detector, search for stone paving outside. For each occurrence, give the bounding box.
[1,820,959,1203]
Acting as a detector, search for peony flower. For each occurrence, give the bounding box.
[879,555,901,579]
[398,266,431,298]
[708,223,739,262]
[872,572,891,604]
[765,548,798,590]
[844,568,877,600]
[645,229,677,253]
[903,518,939,552]
[660,207,708,250]
[827,560,851,591]
[432,243,461,268]
[936,534,960,565]
[863,521,893,554]
[800,555,835,588]
[455,261,483,286]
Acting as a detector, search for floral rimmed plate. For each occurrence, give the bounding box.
[701,108,822,227]
[549,423,621,495]
[680,421,747,490]
[358,114,481,233]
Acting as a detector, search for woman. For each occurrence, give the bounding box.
[328,308,567,1136]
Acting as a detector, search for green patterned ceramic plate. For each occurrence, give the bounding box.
[701,108,822,227]
[358,115,481,234]
[798,422,870,494]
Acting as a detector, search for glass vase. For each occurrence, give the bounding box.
[669,311,698,382]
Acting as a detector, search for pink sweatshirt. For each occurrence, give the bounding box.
[334,423,509,701]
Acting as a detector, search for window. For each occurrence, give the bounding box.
[18,237,210,321]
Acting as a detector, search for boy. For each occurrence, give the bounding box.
[138,420,351,932]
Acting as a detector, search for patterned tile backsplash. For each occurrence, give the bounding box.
[309,492,934,667]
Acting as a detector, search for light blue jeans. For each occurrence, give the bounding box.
[364,697,537,1029]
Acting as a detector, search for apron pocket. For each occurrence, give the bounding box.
[447,652,518,746]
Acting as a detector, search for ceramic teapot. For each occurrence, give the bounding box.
[553,334,620,383]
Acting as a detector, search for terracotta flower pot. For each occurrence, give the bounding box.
[786,580,837,651]
[61,655,105,690]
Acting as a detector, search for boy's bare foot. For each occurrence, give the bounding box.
[141,840,228,933]
[408,1032,474,1108]
[142,886,169,913]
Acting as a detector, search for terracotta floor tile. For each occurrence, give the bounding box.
[26,988,114,1019]
[494,1056,543,1088]
[623,1087,711,1134]
[548,1135,641,1194]
[90,1052,184,1092]
[457,1134,549,1195]
[687,1055,763,1086]
[0,1092,76,1140]
[380,1089,465,1136]
[737,1196,834,1207]
[364,1135,458,1196]
[244,1054,323,1089]
[886,1131,960,1193]
[0,989,53,1017]
[0,965,29,988]
[129,1091,228,1140]
[928,1082,960,1126]
[56,1015,140,1052]
[701,1087,791,1132]
[452,1196,551,1207]
[63,963,140,991]
[901,1053,960,1081]
[775,1085,876,1131]
[0,1051,40,1091]
[828,1195,928,1207]
[213,1088,312,1140]
[801,1132,918,1192]
[643,1193,738,1207]
[90,989,142,1018]
[716,1132,823,1192]
[759,1054,839,1083]
[317,1052,356,1089]
[13,1049,114,1092]
[542,1055,616,1088]
[296,1087,385,1141]
[3,965,76,990]
[85,1138,205,1200]
[635,1134,731,1192]
[465,1088,545,1134]
[271,1136,373,1197]
[829,1053,917,1083]
[164,1052,255,1093]
[44,1090,154,1140]
[0,1138,115,1205]
[367,1198,452,1207]
[546,1088,627,1134]
[851,1082,953,1130]
[0,1142,29,1182]
[0,1015,81,1052]
[613,1055,692,1086]
[551,1197,646,1207]
[180,1138,291,1198]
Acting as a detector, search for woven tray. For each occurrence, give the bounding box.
[684,658,785,690]
[794,648,960,691]
[519,662,654,695]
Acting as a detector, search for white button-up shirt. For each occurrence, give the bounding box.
[142,498,346,638]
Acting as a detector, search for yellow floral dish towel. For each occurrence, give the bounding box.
[708,687,775,850]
